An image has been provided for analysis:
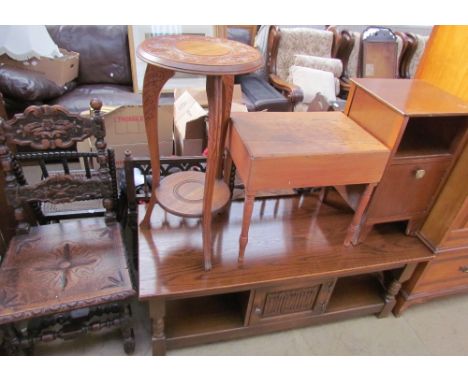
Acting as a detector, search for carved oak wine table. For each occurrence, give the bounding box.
[228,112,391,259]
[137,35,262,270]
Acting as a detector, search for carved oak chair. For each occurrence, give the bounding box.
[0,100,135,355]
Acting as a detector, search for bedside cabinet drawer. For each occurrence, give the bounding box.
[368,157,451,219]
[418,251,468,292]
[248,279,336,326]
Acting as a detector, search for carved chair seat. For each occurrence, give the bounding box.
[0,100,135,355]
[0,219,134,325]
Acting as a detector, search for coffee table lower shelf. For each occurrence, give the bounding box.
[163,275,386,351]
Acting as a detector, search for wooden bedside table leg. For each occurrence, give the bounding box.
[140,65,174,229]
[239,193,256,261]
[344,183,377,246]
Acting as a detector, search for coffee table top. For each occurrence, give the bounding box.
[137,35,263,75]
[230,112,389,158]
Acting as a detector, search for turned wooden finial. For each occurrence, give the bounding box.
[90,98,103,111]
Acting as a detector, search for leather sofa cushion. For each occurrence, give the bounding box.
[47,26,132,86]
[51,84,141,113]
[0,66,74,101]
[239,74,290,112]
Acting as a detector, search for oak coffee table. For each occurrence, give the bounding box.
[137,35,262,270]
[228,112,391,259]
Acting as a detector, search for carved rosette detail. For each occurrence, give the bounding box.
[4,105,96,150]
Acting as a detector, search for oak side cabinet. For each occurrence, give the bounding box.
[342,78,468,242]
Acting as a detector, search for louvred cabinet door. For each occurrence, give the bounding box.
[248,279,336,325]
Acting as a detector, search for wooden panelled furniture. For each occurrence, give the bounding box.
[131,153,433,355]
[343,78,468,243]
[0,101,135,355]
[394,25,468,314]
[227,112,390,258]
[137,35,262,271]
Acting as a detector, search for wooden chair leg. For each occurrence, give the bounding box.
[239,193,256,262]
[344,183,376,246]
[121,304,135,355]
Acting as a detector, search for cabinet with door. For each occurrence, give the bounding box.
[341,78,468,241]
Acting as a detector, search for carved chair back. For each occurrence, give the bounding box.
[0,99,116,235]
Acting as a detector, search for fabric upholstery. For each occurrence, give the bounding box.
[408,34,429,78]
[288,65,336,104]
[275,28,334,81]
[47,25,132,85]
[51,84,141,113]
[0,66,75,101]
[294,54,343,78]
[346,32,361,78]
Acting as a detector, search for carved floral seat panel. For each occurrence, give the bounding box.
[0,219,135,325]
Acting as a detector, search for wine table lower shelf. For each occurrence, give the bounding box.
[138,192,433,355]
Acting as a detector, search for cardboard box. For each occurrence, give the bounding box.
[173,91,207,156]
[173,85,247,156]
[78,104,173,168]
[0,48,79,86]
[174,84,243,108]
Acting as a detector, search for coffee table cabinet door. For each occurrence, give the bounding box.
[248,279,336,326]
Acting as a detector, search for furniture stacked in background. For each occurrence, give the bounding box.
[239,25,353,112]
[0,25,140,116]
[395,25,468,314]
[0,100,135,355]
[339,26,431,97]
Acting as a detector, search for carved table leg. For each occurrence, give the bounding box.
[140,65,174,229]
[379,263,418,318]
[344,182,377,246]
[217,75,234,181]
[203,75,233,271]
[239,193,256,262]
[149,299,166,356]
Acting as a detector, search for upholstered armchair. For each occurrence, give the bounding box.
[267,25,346,111]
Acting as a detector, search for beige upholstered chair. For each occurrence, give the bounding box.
[268,26,344,111]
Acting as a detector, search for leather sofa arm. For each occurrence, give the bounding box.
[269,74,304,107]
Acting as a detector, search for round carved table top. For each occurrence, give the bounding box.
[137,35,263,75]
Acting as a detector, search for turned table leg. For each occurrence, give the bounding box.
[140,65,174,229]
[378,263,418,318]
[149,299,166,356]
[239,193,256,262]
[344,182,377,246]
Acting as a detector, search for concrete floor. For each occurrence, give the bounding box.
[34,292,468,356]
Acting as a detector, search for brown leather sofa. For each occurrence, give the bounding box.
[0,25,141,115]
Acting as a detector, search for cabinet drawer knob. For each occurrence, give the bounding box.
[459,266,468,273]
[254,306,263,316]
[414,169,426,179]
